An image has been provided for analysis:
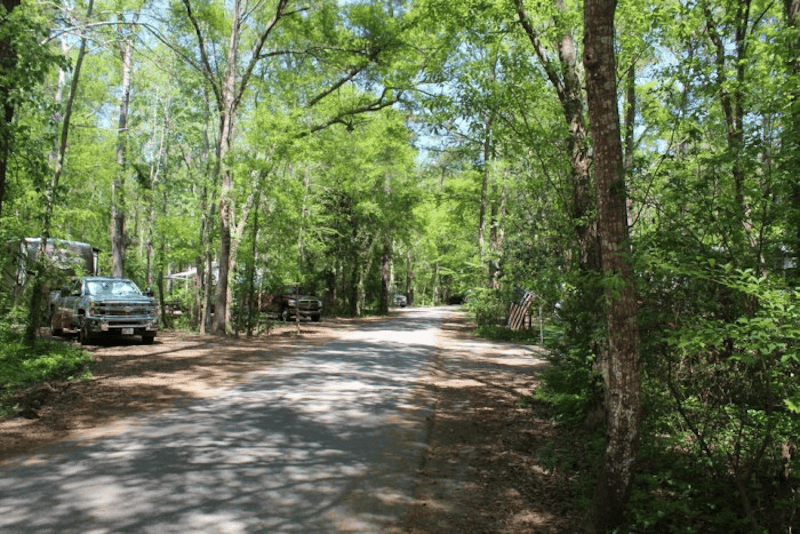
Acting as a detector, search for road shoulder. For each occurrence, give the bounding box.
[403,311,588,534]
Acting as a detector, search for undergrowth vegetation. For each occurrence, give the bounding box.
[0,324,94,416]
[467,264,800,533]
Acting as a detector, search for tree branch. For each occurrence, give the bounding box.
[514,0,566,99]
[306,43,385,108]
[236,0,294,110]
[180,0,222,108]
[301,87,403,137]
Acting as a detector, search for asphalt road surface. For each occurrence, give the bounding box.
[0,308,447,534]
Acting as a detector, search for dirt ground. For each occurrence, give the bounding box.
[0,310,588,533]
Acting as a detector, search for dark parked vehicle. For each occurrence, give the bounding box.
[50,277,158,345]
[270,286,323,322]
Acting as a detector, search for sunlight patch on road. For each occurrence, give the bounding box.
[423,377,485,388]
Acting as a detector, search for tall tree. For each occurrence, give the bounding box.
[783,0,800,278]
[173,0,301,334]
[514,0,600,278]
[24,0,95,343]
[702,0,758,254]
[0,0,61,223]
[583,0,641,530]
[111,11,139,277]
[0,0,20,220]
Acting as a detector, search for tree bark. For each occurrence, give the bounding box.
[785,0,800,279]
[208,0,241,335]
[583,0,642,531]
[380,235,391,314]
[112,14,136,278]
[23,0,93,343]
[489,166,507,290]
[515,0,600,276]
[380,171,393,314]
[406,247,414,306]
[0,0,21,220]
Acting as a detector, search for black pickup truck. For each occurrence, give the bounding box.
[268,285,323,322]
[50,277,159,345]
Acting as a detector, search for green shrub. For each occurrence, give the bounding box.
[472,324,541,343]
[0,326,94,415]
[464,287,507,327]
[535,278,606,427]
[635,261,800,532]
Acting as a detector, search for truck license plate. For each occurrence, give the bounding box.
[122,328,134,335]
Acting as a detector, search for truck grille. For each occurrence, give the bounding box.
[95,302,154,316]
[297,298,320,310]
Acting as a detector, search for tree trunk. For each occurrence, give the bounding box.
[221,183,258,334]
[210,1,240,335]
[515,0,600,276]
[784,0,800,280]
[23,0,93,343]
[145,94,166,289]
[197,183,213,334]
[515,1,603,371]
[478,114,493,267]
[489,166,507,290]
[212,167,233,335]
[380,235,391,314]
[703,0,758,253]
[406,247,414,306]
[623,61,637,228]
[583,0,642,531]
[246,190,260,337]
[0,0,21,220]
[348,235,360,316]
[380,171,392,314]
[112,16,135,278]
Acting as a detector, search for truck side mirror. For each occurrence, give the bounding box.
[144,287,154,297]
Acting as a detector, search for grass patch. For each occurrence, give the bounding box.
[472,324,542,343]
[0,328,94,416]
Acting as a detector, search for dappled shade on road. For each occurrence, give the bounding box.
[0,311,443,534]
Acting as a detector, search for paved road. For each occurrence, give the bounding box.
[0,308,447,534]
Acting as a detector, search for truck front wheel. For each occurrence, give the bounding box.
[79,319,93,345]
[50,314,63,337]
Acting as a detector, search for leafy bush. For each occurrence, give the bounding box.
[536,329,603,426]
[535,277,606,427]
[633,261,800,532]
[0,326,94,415]
[464,287,508,327]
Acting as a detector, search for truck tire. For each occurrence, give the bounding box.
[141,334,155,345]
[50,315,63,337]
[311,314,321,322]
[79,319,93,345]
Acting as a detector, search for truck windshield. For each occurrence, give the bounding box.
[87,280,141,296]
